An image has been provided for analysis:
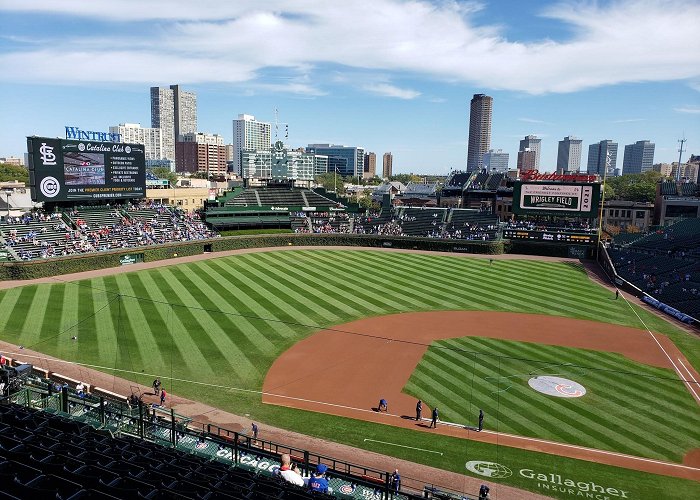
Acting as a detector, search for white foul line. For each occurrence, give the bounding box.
[364,438,443,455]
[619,291,700,406]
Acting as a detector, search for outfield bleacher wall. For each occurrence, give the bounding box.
[0,234,505,280]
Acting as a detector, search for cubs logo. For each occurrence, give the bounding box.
[339,484,356,495]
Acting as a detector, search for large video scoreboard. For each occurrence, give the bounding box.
[27,136,146,203]
[513,181,600,217]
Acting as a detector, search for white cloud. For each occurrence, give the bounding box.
[612,118,646,123]
[674,105,700,114]
[1,1,699,94]
[518,118,547,124]
[362,83,421,100]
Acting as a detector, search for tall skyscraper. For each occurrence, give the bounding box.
[557,136,583,173]
[306,144,365,178]
[519,135,541,170]
[622,140,655,174]
[466,94,493,172]
[232,114,271,175]
[587,140,618,176]
[382,152,393,179]
[364,152,377,179]
[150,84,197,162]
[482,149,509,173]
[109,123,163,161]
[517,149,537,171]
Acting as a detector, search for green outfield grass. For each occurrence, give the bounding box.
[0,249,698,499]
[405,337,700,462]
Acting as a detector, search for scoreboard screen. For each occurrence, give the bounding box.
[27,136,146,203]
[503,229,596,244]
[513,182,600,217]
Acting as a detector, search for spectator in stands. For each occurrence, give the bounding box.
[391,469,401,493]
[279,454,305,487]
[309,464,331,494]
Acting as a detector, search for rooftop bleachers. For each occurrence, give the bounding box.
[444,210,499,240]
[224,189,338,209]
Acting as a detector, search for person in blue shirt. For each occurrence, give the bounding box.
[309,464,330,493]
[391,469,401,493]
[430,407,439,428]
[378,398,388,412]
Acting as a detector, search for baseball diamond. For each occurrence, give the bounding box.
[0,248,698,500]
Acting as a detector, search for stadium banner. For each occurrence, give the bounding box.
[119,253,144,266]
[27,136,146,203]
[513,181,600,217]
[503,229,595,244]
[642,295,697,325]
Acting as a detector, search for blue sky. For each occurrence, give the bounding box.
[0,0,698,174]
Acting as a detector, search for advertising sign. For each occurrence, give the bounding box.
[513,181,600,217]
[503,229,595,244]
[27,136,146,202]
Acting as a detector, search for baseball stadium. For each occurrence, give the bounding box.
[0,138,698,500]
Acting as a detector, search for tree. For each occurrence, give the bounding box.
[0,163,29,184]
[605,171,662,203]
[357,194,373,209]
[148,167,178,186]
[389,173,421,184]
[191,171,209,179]
[315,172,346,194]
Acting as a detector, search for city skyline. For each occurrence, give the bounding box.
[1,1,699,174]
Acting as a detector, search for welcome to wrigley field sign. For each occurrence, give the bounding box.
[513,180,601,217]
[465,461,630,499]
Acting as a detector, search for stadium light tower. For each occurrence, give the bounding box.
[676,136,687,182]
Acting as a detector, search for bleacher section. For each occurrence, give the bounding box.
[0,372,472,500]
[397,208,447,237]
[0,215,70,260]
[608,218,700,319]
[444,210,499,239]
[224,189,338,209]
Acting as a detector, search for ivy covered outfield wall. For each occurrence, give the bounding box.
[0,234,558,280]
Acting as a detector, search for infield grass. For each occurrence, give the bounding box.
[0,249,698,499]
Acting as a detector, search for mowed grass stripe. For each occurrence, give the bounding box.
[278,251,406,314]
[215,256,321,326]
[333,250,489,311]
[0,288,22,335]
[410,336,697,461]
[101,276,143,374]
[3,286,38,341]
[262,252,380,318]
[253,252,372,319]
[19,285,54,348]
[448,337,697,449]
[240,254,346,325]
[426,348,667,458]
[192,262,295,344]
[314,250,453,311]
[276,251,412,314]
[193,260,299,340]
[111,274,166,371]
[126,273,190,373]
[169,265,276,378]
[146,268,226,380]
[37,285,66,344]
[75,285,101,362]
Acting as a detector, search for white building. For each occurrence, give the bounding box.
[482,149,509,173]
[232,114,271,175]
[109,123,163,161]
[557,136,583,173]
[519,135,542,170]
[150,84,197,163]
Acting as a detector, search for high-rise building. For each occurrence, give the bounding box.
[587,140,618,176]
[225,144,234,162]
[517,149,537,171]
[364,152,377,179]
[482,149,509,173]
[232,114,271,175]
[557,136,582,173]
[519,135,541,170]
[150,85,197,163]
[622,140,655,175]
[240,141,317,181]
[109,123,163,161]
[382,152,393,179]
[466,94,493,172]
[175,132,226,176]
[307,144,365,178]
